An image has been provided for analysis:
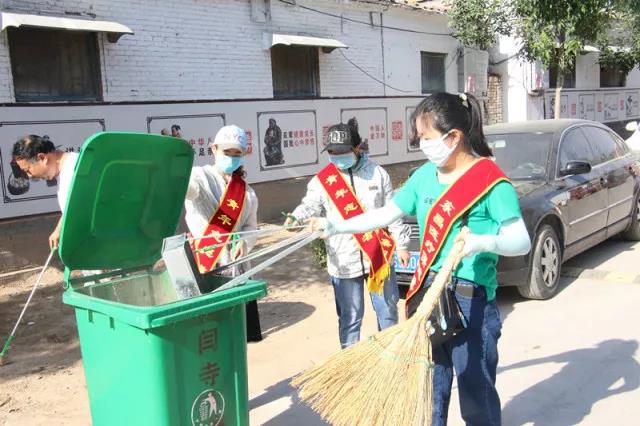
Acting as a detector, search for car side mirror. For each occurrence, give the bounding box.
[626,121,638,132]
[560,161,592,176]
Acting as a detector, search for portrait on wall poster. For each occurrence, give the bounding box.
[0,118,106,219]
[626,92,639,118]
[579,94,595,120]
[257,110,318,171]
[548,95,569,118]
[604,93,619,121]
[405,106,419,152]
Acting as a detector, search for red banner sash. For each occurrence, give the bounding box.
[192,172,246,274]
[317,163,395,294]
[406,159,508,305]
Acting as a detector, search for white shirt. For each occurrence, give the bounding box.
[57,152,79,213]
[184,165,259,273]
[291,157,410,279]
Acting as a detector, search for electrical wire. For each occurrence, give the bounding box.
[338,48,462,94]
[338,50,415,93]
[277,0,454,37]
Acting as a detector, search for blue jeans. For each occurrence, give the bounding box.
[330,269,399,349]
[427,277,502,426]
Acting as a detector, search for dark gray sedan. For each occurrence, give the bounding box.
[395,119,640,299]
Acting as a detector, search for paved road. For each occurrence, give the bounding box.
[248,238,640,426]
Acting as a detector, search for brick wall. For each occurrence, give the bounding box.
[0,0,438,102]
[0,34,13,103]
[485,73,503,125]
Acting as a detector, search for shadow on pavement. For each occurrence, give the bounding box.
[258,300,315,338]
[500,339,640,426]
[495,285,520,324]
[253,244,326,293]
[250,377,328,426]
[564,238,637,271]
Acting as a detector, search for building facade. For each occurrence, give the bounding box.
[0,0,465,219]
[2,0,639,220]
[491,36,640,136]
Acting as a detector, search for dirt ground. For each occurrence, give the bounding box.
[0,228,384,425]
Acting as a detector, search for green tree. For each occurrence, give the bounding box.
[513,0,619,118]
[446,0,512,50]
[597,0,640,77]
[447,1,640,118]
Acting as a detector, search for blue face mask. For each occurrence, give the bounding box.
[329,153,357,170]
[215,153,243,174]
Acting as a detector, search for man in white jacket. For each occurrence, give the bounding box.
[285,122,410,348]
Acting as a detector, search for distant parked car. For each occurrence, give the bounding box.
[395,119,640,299]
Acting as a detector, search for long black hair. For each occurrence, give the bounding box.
[12,135,56,161]
[409,92,492,157]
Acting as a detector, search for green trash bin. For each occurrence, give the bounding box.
[59,132,267,426]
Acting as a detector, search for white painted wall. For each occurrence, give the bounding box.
[490,36,536,123]
[626,68,640,87]
[0,0,457,103]
[0,96,428,219]
[575,52,600,89]
[490,36,640,123]
[382,8,459,96]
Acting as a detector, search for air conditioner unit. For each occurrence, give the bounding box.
[457,48,489,99]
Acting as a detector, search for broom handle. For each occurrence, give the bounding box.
[1,248,56,360]
[414,228,468,318]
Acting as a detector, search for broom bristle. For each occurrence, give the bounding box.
[293,315,434,426]
[292,234,468,426]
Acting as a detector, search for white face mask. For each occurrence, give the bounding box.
[419,131,454,167]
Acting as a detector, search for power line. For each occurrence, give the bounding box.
[339,50,414,93]
[277,0,454,37]
[338,48,462,94]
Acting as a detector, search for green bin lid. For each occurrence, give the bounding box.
[58,132,193,271]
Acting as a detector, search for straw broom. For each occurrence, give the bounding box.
[292,229,469,426]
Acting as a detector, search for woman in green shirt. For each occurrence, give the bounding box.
[312,92,531,425]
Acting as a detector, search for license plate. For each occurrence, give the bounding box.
[393,251,420,273]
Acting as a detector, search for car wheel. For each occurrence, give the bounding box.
[622,195,640,241]
[518,224,561,300]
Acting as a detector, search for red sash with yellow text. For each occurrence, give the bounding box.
[318,163,395,294]
[192,172,246,274]
[406,159,508,305]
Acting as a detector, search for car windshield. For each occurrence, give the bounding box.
[486,132,552,180]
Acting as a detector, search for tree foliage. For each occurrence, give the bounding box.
[446,0,512,50]
[513,0,616,72]
[446,0,640,117]
[597,0,640,74]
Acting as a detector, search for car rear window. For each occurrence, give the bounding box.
[486,133,552,180]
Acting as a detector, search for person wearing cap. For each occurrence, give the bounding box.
[284,122,411,349]
[184,125,262,342]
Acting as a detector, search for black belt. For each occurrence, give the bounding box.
[426,271,481,298]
